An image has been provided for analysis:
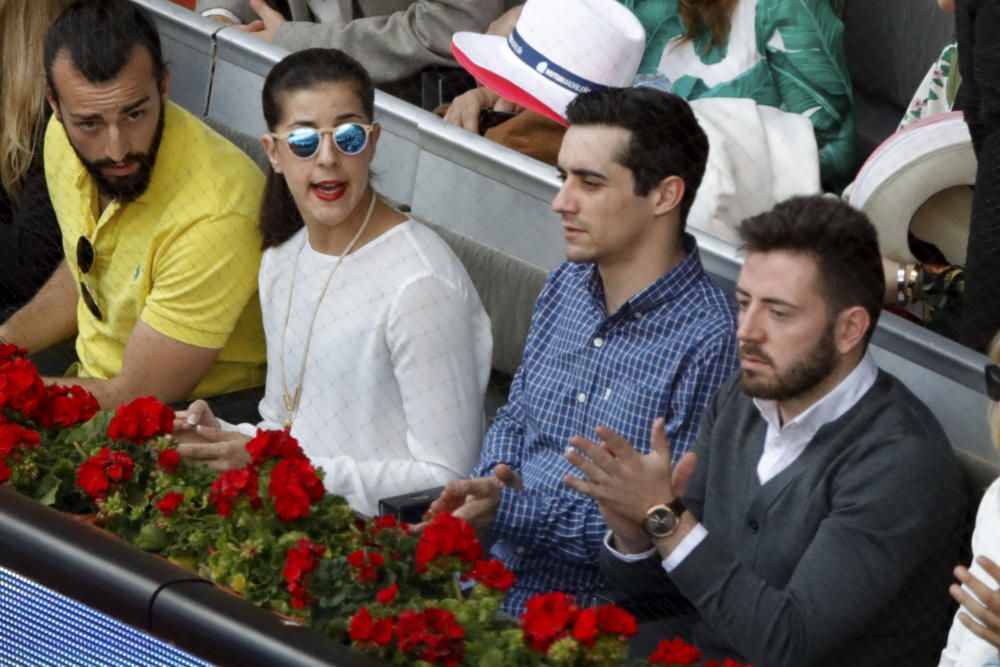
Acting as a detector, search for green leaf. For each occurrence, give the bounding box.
[34,472,63,506]
[133,523,169,551]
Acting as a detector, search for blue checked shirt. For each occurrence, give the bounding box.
[475,234,738,614]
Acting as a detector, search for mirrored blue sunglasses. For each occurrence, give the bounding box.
[272,122,374,159]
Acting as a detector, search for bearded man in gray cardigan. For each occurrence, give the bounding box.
[197,0,501,96]
[564,195,964,666]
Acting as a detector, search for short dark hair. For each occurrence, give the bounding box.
[565,87,709,229]
[259,48,376,249]
[738,195,885,348]
[44,0,165,100]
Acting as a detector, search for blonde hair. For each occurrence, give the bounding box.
[990,333,1000,454]
[0,0,71,198]
[679,0,740,53]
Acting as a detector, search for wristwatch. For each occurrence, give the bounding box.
[642,498,687,538]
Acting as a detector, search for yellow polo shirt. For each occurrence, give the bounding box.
[44,101,266,398]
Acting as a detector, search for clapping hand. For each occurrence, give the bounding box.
[564,417,697,554]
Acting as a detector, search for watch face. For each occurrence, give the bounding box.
[643,506,679,538]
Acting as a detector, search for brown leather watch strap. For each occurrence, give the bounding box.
[668,497,686,517]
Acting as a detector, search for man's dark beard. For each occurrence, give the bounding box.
[739,324,838,402]
[73,102,165,203]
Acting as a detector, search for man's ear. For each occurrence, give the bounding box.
[835,305,871,355]
[261,134,281,173]
[650,175,685,217]
[159,68,172,99]
[46,89,61,121]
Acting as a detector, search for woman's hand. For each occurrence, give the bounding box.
[443,88,519,134]
[177,429,252,472]
[174,399,221,433]
[443,87,500,133]
[951,556,1000,650]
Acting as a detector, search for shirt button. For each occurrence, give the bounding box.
[633,312,644,319]
[593,337,605,348]
[577,392,588,404]
[747,519,759,533]
[516,546,525,554]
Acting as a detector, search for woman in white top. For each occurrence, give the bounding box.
[175,48,492,516]
[940,334,1000,666]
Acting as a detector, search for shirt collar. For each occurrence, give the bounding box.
[585,233,706,316]
[753,351,879,437]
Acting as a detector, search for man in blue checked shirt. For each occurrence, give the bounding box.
[428,87,738,614]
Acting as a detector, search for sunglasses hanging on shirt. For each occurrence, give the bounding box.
[76,236,102,321]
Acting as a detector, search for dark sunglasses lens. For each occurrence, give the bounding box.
[287,128,320,158]
[987,365,1000,401]
[77,237,94,273]
[334,124,368,155]
[81,283,102,321]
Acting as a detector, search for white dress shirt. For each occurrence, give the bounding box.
[607,352,879,570]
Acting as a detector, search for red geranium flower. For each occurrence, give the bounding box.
[0,459,11,484]
[359,514,411,548]
[268,457,324,522]
[347,549,386,585]
[648,637,703,665]
[157,448,181,474]
[597,604,638,637]
[375,583,399,605]
[0,357,47,418]
[282,537,326,609]
[76,447,134,500]
[0,422,41,458]
[349,607,394,648]
[463,558,515,592]
[245,428,304,466]
[39,384,99,428]
[0,343,26,365]
[573,607,600,648]
[208,467,260,517]
[520,591,578,654]
[703,660,753,667]
[155,491,184,517]
[107,396,174,443]
[396,607,465,666]
[372,514,410,535]
[414,512,483,573]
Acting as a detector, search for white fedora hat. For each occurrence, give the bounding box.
[451,0,646,125]
[848,112,976,265]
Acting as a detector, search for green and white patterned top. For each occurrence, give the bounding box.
[898,42,960,131]
[621,0,856,191]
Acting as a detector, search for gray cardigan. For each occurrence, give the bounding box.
[195,0,502,85]
[601,371,964,666]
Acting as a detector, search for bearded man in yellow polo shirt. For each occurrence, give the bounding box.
[0,0,266,409]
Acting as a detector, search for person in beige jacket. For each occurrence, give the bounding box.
[197,0,502,97]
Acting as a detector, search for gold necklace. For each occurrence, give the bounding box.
[279,190,378,427]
